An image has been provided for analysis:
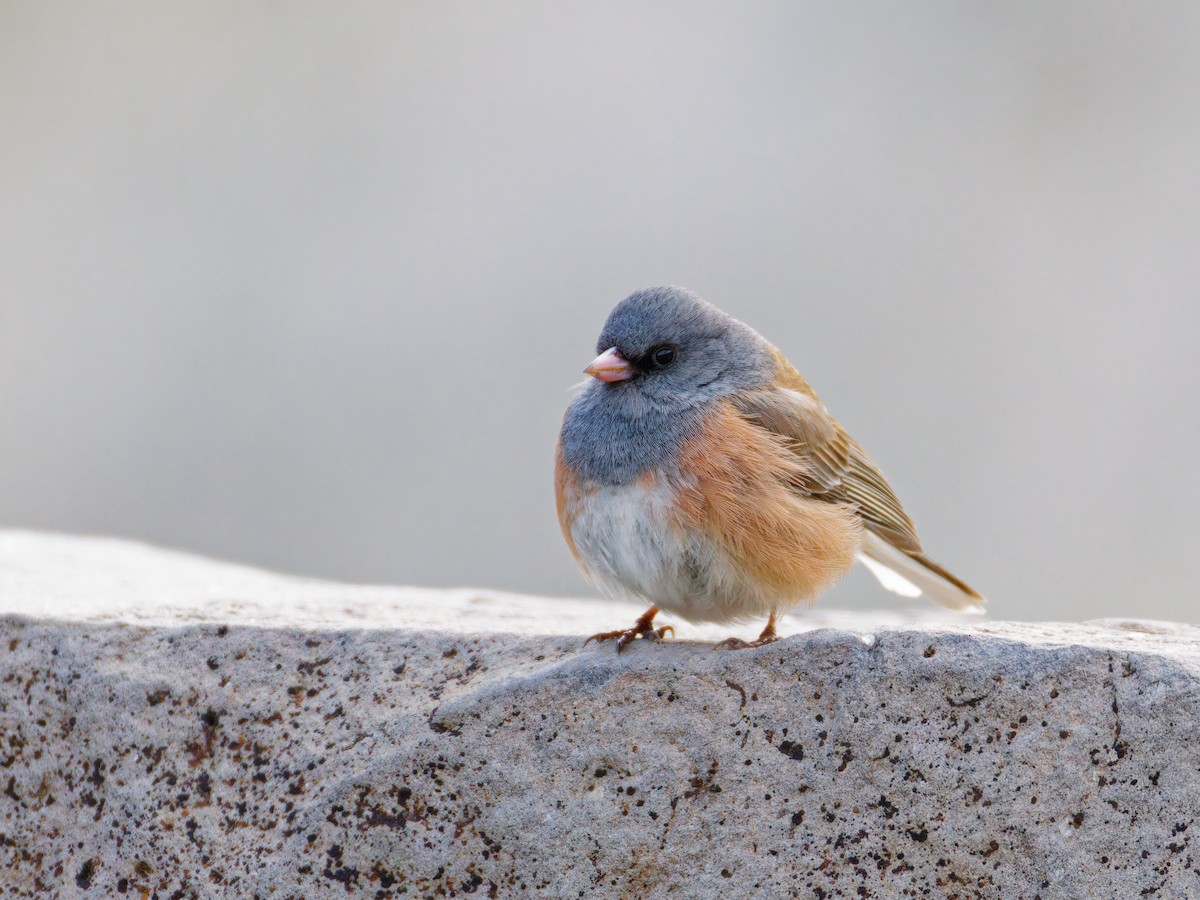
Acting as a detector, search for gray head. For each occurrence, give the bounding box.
[560,287,775,483]
[583,286,773,409]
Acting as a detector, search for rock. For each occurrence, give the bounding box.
[2,531,1198,898]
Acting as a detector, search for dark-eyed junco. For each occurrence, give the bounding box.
[555,286,984,651]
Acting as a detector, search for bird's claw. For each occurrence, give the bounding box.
[715,632,779,652]
[585,623,673,653]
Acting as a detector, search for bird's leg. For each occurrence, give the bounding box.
[716,609,780,651]
[585,605,674,653]
[757,609,780,644]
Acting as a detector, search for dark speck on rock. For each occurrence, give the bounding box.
[75,858,96,889]
[777,740,804,761]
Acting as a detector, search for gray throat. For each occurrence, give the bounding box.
[559,383,707,485]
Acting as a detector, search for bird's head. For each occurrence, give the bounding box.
[582,286,773,409]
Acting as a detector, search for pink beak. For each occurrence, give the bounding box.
[584,347,634,383]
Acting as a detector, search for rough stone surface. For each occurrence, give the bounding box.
[2,531,1199,899]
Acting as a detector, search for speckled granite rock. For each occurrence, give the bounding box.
[2,531,1199,899]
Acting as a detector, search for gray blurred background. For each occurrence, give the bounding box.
[2,2,1198,622]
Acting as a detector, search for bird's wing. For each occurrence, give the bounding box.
[728,386,921,551]
[729,383,984,611]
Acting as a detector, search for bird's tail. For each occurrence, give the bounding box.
[857,530,985,614]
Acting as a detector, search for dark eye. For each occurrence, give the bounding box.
[650,345,676,368]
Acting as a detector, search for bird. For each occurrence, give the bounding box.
[555,286,984,652]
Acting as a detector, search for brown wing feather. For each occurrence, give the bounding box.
[729,387,921,552]
[730,354,983,605]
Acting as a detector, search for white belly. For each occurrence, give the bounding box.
[567,479,780,624]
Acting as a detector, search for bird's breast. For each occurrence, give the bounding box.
[555,398,863,623]
[559,468,708,610]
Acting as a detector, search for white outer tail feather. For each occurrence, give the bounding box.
[857,531,985,614]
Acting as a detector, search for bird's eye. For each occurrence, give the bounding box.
[650,345,676,368]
